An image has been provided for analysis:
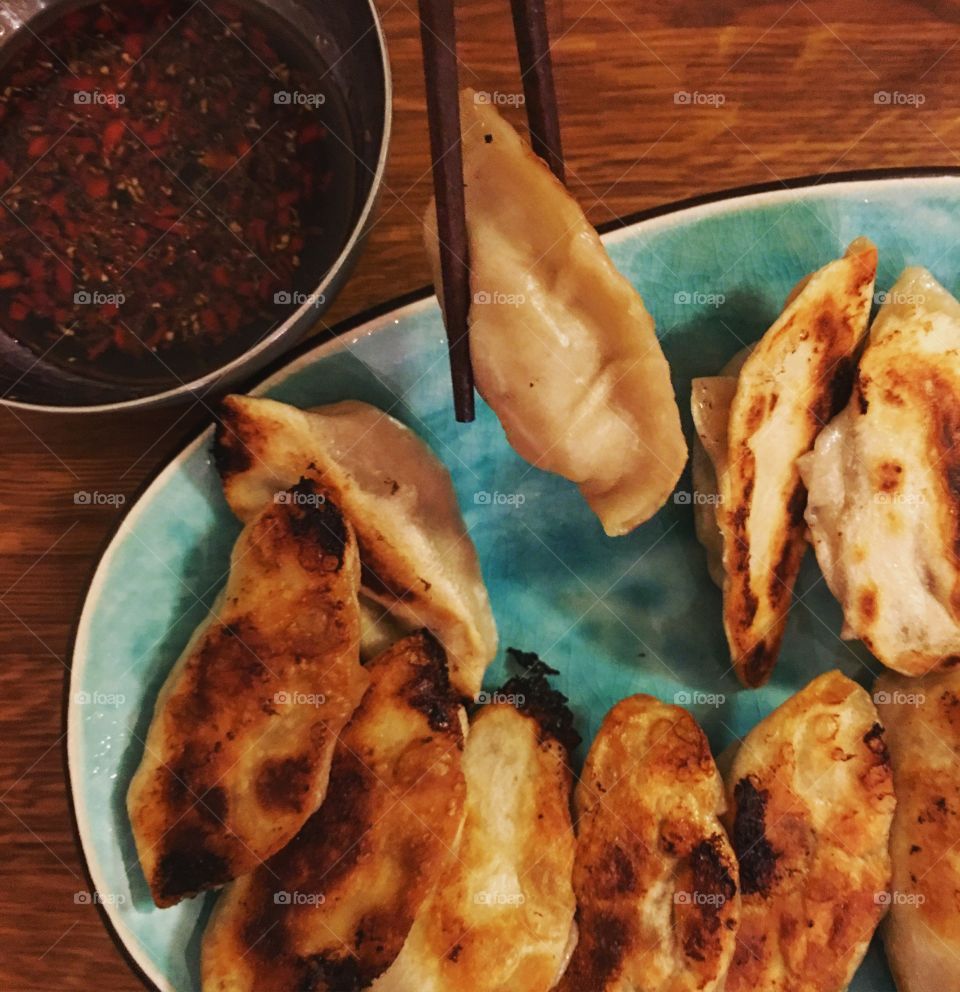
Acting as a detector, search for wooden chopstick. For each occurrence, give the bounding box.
[510,0,565,184]
[418,0,565,421]
[418,0,475,423]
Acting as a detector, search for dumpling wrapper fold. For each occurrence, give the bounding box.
[424,88,686,537]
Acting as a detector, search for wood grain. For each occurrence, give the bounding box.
[2,0,959,987]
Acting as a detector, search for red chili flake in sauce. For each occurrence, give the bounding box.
[0,0,349,385]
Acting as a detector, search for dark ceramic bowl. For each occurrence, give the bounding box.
[0,0,391,412]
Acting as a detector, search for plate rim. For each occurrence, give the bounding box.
[63,165,960,992]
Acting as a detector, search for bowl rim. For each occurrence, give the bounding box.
[61,165,960,992]
[0,0,394,416]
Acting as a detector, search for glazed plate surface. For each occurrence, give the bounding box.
[68,173,960,990]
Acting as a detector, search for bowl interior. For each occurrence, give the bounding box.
[0,0,388,409]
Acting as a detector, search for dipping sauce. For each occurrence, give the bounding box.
[0,0,357,387]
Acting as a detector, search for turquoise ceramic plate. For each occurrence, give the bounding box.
[68,171,960,991]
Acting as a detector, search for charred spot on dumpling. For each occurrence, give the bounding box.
[680,834,737,961]
[769,503,805,602]
[732,776,778,896]
[280,478,348,570]
[675,833,737,963]
[154,826,231,906]
[213,398,255,480]
[301,952,367,992]
[496,648,581,753]
[690,834,737,905]
[403,630,460,733]
[591,843,637,898]
[579,911,631,986]
[197,784,228,822]
[824,353,855,419]
[178,619,269,725]
[742,642,772,687]
[255,753,315,813]
[862,722,891,767]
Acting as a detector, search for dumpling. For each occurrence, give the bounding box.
[875,667,960,992]
[557,695,739,992]
[800,267,960,675]
[201,631,466,992]
[127,480,367,907]
[215,394,497,695]
[701,239,876,686]
[372,661,578,992]
[423,89,686,537]
[690,347,752,587]
[724,670,895,992]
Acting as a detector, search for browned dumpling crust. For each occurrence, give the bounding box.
[127,479,367,907]
[724,670,895,992]
[557,694,739,992]
[201,631,466,992]
[716,240,876,686]
[215,394,497,695]
[373,668,578,992]
[801,267,960,676]
[876,667,960,992]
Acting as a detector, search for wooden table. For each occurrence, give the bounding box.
[2,0,957,987]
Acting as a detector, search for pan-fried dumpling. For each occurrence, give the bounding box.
[690,347,753,587]
[557,695,739,992]
[372,663,578,992]
[875,667,960,992]
[707,240,876,686]
[127,479,367,907]
[800,267,960,675]
[724,670,895,992]
[215,394,497,695]
[424,89,686,537]
[201,631,467,992]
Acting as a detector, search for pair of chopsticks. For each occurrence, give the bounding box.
[418,0,565,422]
